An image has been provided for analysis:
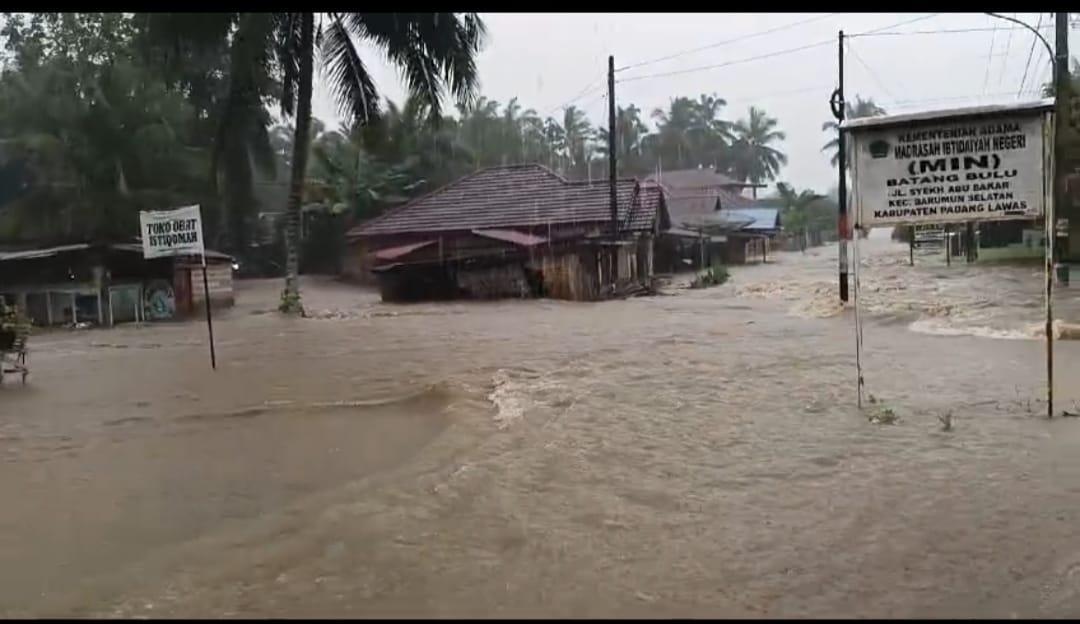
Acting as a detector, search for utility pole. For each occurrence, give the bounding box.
[1054,12,1070,282]
[833,30,850,303]
[608,54,619,282]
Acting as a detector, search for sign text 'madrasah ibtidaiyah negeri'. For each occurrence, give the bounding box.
[145,217,201,248]
[891,122,1027,159]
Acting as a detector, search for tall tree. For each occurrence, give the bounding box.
[775,182,824,251]
[595,104,650,176]
[651,96,698,170]
[821,95,885,168]
[730,106,787,194]
[137,12,279,253]
[0,13,209,243]
[559,104,593,177]
[191,13,486,314]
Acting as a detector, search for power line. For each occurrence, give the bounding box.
[981,15,1000,95]
[579,90,607,113]
[616,39,834,84]
[851,24,1052,38]
[998,13,1016,87]
[1017,13,1045,97]
[851,13,942,37]
[544,73,606,117]
[846,40,900,102]
[614,13,838,74]
[615,14,941,84]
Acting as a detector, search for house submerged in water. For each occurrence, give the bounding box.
[0,242,235,327]
[646,167,779,270]
[346,164,669,302]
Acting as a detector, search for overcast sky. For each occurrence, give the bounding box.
[312,12,1072,194]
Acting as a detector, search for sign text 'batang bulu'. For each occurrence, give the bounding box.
[139,205,205,259]
[849,108,1050,227]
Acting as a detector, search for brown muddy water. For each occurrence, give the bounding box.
[4,238,1080,618]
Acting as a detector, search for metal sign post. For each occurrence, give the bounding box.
[1045,112,1056,418]
[139,204,217,370]
[843,99,1055,413]
[201,251,217,370]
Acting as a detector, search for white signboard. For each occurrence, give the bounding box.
[849,109,1050,227]
[139,205,205,259]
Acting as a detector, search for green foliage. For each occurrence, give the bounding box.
[768,182,836,249]
[0,297,30,333]
[0,11,813,297]
[278,288,303,315]
[0,13,210,244]
[689,265,729,289]
[729,106,787,189]
[821,95,886,169]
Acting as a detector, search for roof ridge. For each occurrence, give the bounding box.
[349,163,566,236]
[565,176,643,186]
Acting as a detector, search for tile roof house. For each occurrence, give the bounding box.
[346,164,669,302]
[645,167,780,270]
[350,163,667,239]
[645,167,762,230]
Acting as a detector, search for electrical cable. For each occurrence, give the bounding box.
[615,13,838,73]
[1017,13,1045,97]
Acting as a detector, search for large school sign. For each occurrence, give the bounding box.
[844,100,1054,227]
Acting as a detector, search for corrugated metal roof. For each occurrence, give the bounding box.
[0,243,91,261]
[664,227,728,242]
[664,188,761,230]
[0,243,233,263]
[372,240,436,261]
[471,228,548,247]
[349,164,665,238]
[112,243,234,262]
[725,208,780,231]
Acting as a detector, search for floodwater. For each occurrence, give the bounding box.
[4,238,1080,618]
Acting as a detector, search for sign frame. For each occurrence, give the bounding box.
[840,99,1057,416]
[844,99,1055,229]
[138,204,217,370]
[139,204,206,259]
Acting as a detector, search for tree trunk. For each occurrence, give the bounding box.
[280,12,314,315]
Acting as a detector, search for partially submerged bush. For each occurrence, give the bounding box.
[0,299,30,334]
[689,265,730,289]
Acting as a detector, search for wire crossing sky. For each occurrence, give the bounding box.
[312,12,1073,193]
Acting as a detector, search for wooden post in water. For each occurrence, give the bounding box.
[607,55,618,284]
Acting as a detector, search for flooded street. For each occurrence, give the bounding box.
[5,238,1080,618]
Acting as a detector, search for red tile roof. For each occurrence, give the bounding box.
[349,164,666,238]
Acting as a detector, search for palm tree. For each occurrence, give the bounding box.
[560,105,593,177]
[821,95,886,168]
[652,96,699,169]
[775,182,824,251]
[730,106,787,195]
[283,13,484,313]
[170,13,486,314]
[685,94,732,169]
[595,104,650,176]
